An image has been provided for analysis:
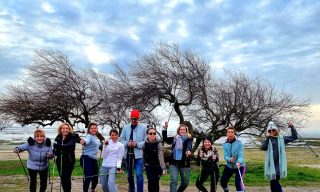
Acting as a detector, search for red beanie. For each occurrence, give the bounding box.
[130,109,140,119]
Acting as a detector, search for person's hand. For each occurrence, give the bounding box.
[116,168,124,174]
[212,154,217,160]
[230,156,235,163]
[186,150,191,157]
[163,122,168,130]
[128,140,136,147]
[199,150,204,158]
[13,147,19,154]
[287,121,294,128]
[46,152,54,159]
[162,170,167,175]
[236,162,241,167]
[80,139,86,145]
[103,140,108,145]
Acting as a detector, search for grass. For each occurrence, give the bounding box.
[1,146,320,188]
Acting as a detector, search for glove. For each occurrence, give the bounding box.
[46,152,54,159]
[27,137,35,145]
[45,138,51,146]
[13,147,19,153]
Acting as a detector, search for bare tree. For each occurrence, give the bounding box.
[125,42,211,133]
[0,50,108,128]
[189,70,309,151]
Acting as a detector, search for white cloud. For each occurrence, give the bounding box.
[178,20,188,37]
[41,2,55,13]
[83,43,113,65]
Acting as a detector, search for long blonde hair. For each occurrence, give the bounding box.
[57,123,73,135]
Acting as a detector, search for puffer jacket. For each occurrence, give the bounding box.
[17,137,53,171]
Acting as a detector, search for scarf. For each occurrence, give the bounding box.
[173,135,187,160]
[264,135,287,180]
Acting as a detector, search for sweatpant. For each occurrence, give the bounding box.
[80,155,99,192]
[196,166,219,192]
[28,168,48,192]
[220,166,246,192]
[270,175,282,192]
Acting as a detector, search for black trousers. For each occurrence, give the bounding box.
[28,168,48,192]
[196,166,219,192]
[270,175,282,192]
[145,165,162,192]
[57,159,75,192]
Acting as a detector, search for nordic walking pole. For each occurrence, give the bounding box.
[296,131,319,157]
[15,148,29,181]
[51,157,56,192]
[237,166,245,191]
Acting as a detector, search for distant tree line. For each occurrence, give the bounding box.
[0,42,309,150]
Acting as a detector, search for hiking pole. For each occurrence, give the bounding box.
[51,157,56,192]
[237,166,245,192]
[296,132,319,158]
[15,149,29,181]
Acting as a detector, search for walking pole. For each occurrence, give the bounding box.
[237,166,245,192]
[16,151,30,181]
[51,157,56,192]
[296,131,319,158]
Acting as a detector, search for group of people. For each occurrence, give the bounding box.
[13,109,298,192]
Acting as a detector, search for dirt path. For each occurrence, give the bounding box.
[1,175,320,192]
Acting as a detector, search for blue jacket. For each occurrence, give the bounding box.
[83,134,100,160]
[222,138,246,169]
[120,123,147,159]
[17,138,53,171]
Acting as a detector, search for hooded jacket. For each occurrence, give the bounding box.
[17,137,53,171]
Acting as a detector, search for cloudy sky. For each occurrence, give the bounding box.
[0,0,319,134]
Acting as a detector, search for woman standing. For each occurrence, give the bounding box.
[220,127,246,192]
[143,124,167,192]
[80,122,104,192]
[196,137,219,192]
[53,123,80,192]
[100,129,125,192]
[261,121,297,192]
[166,124,192,192]
[13,129,53,192]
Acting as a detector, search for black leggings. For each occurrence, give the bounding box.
[28,168,48,192]
[80,155,98,192]
[196,166,219,192]
[220,166,246,192]
[57,160,75,192]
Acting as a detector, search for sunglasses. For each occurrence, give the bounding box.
[148,132,156,135]
[268,129,277,133]
[131,118,138,121]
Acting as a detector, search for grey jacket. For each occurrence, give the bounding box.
[17,138,53,171]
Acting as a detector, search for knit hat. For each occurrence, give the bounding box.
[267,121,278,131]
[130,109,140,119]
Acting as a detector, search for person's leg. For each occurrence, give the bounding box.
[169,164,179,192]
[235,166,246,192]
[135,158,144,192]
[82,156,93,192]
[100,166,109,192]
[61,163,74,192]
[126,154,135,192]
[39,169,48,192]
[177,167,190,192]
[220,166,234,192]
[28,169,37,192]
[91,159,99,191]
[108,167,118,192]
[196,167,209,192]
[270,175,282,192]
[146,166,161,192]
[211,166,219,192]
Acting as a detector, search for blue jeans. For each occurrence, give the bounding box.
[169,164,190,192]
[100,166,117,192]
[126,156,143,192]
